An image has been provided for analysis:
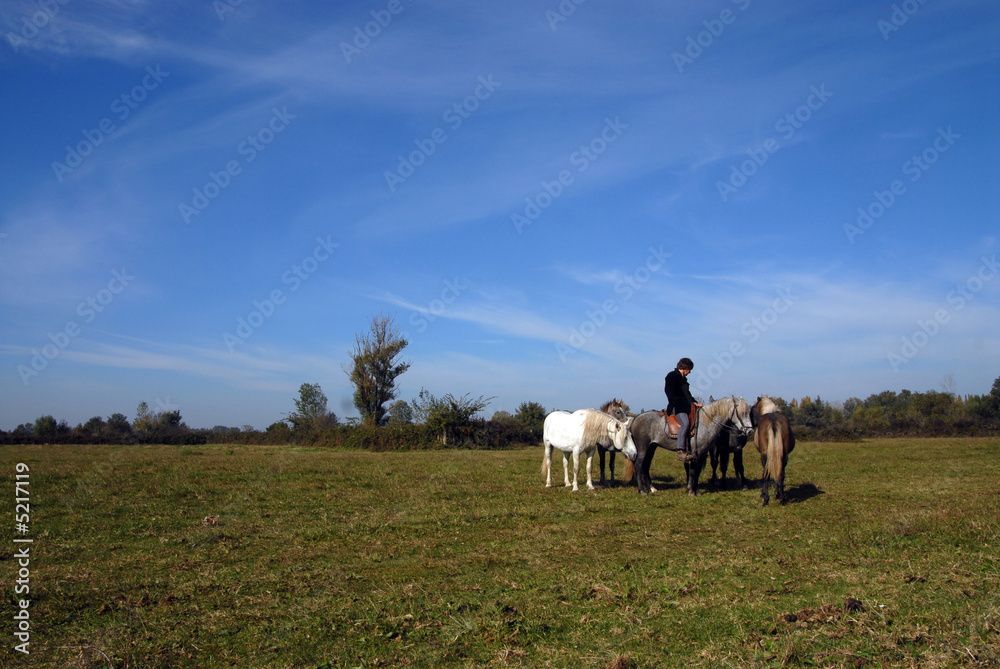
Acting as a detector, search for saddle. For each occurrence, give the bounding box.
[661,406,698,439]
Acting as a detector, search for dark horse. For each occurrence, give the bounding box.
[708,397,749,490]
[751,396,795,505]
[596,398,628,485]
[626,397,753,495]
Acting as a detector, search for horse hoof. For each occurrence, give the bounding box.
[649,486,658,493]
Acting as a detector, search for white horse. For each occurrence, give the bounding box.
[542,409,637,491]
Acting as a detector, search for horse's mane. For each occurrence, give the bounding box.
[750,395,780,421]
[700,396,751,427]
[599,398,626,420]
[700,396,735,422]
[580,409,614,445]
[754,396,779,415]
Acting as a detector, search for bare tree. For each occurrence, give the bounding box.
[346,313,411,426]
[411,388,493,445]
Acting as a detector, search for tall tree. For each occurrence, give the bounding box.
[133,401,155,436]
[33,415,57,439]
[514,401,547,438]
[346,313,410,426]
[287,383,337,438]
[107,413,132,434]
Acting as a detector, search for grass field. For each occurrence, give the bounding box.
[1,437,998,668]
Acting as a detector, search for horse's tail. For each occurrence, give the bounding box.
[765,423,784,483]
[622,458,634,483]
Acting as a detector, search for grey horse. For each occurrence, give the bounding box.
[627,397,753,495]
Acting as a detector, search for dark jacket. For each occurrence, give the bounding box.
[664,369,695,415]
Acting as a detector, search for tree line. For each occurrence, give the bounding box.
[5,378,998,448]
[0,384,547,449]
[0,314,547,449]
[762,377,1000,440]
[2,312,997,446]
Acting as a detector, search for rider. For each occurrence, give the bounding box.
[664,357,702,458]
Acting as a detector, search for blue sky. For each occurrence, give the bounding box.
[1,0,998,430]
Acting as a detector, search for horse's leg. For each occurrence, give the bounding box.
[543,442,552,487]
[563,451,572,487]
[585,449,595,491]
[734,448,746,490]
[687,453,705,496]
[777,454,788,505]
[644,445,658,494]
[759,452,770,506]
[598,447,606,486]
[636,444,650,495]
[571,450,581,492]
[609,450,616,482]
[720,449,731,490]
[632,444,646,494]
[709,447,720,489]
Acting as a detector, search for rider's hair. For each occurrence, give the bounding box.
[677,357,693,370]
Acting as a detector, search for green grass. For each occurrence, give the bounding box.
[1,438,998,668]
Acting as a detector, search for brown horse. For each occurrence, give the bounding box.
[751,396,795,506]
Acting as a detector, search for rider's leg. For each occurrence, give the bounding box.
[677,412,691,453]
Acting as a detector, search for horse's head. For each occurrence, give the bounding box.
[607,418,637,461]
[600,398,628,422]
[733,396,755,436]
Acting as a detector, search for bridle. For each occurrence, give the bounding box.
[697,396,753,437]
